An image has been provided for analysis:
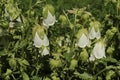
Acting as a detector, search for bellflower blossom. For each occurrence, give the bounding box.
[43,10,56,28]
[89,21,101,39]
[33,29,50,56]
[89,41,106,61]
[77,33,89,48]
[89,26,101,39]
[33,32,49,48]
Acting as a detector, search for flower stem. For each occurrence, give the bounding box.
[94,66,120,79]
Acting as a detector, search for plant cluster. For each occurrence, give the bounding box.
[0,0,120,80]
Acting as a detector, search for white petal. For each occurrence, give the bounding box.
[33,32,43,48]
[16,16,21,22]
[89,27,96,39]
[43,11,56,27]
[43,34,49,46]
[89,54,95,61]
[41,47,49,56]
[96,29,101,39]
[93,42,106,59]
[77,34,89,48]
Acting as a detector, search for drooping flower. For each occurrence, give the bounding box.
[33,32,49,48]
[89,41,106,61]
[89,27,101,39]
[89,21,101,39]
[77,33,89,48]
[42,4,56,28]
[76,29,90,48]
[32,25,50,56]
[43,10,56,28]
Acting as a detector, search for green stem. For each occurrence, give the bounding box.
[63,10,71,25]
[94,66,120,79]
[11,74,16,80]
[29,0,32,9]
[116,0,119,16]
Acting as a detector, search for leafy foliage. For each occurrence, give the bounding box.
[0,0,120,80]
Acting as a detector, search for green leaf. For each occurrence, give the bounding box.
[31,76,41,80]
[103,57,118,63]
[2,69,12,77]
[22,59,30,66]
[106,70,115,80]
[22,72,30,80]
[79,72,93,80]
[8,58,17,70]
[74,71,93,80]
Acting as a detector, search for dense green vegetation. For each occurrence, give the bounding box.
[0,0,120,80]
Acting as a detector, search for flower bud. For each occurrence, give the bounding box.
[80,49,88,61]
[49,59,61,69]
[59,15,68,25]
[107,46,115,55]
[106,27,117,39]
[111,27,117,33]
[82,12,92,20]
[70,59,78,69]
[106,30,113,38]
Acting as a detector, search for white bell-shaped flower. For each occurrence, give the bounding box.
[89,27,101,39]
[43,10,56,28]
[89,41,106,61]
[33,32,49,48]
[41,47,49,56]
[77,33,89,48]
